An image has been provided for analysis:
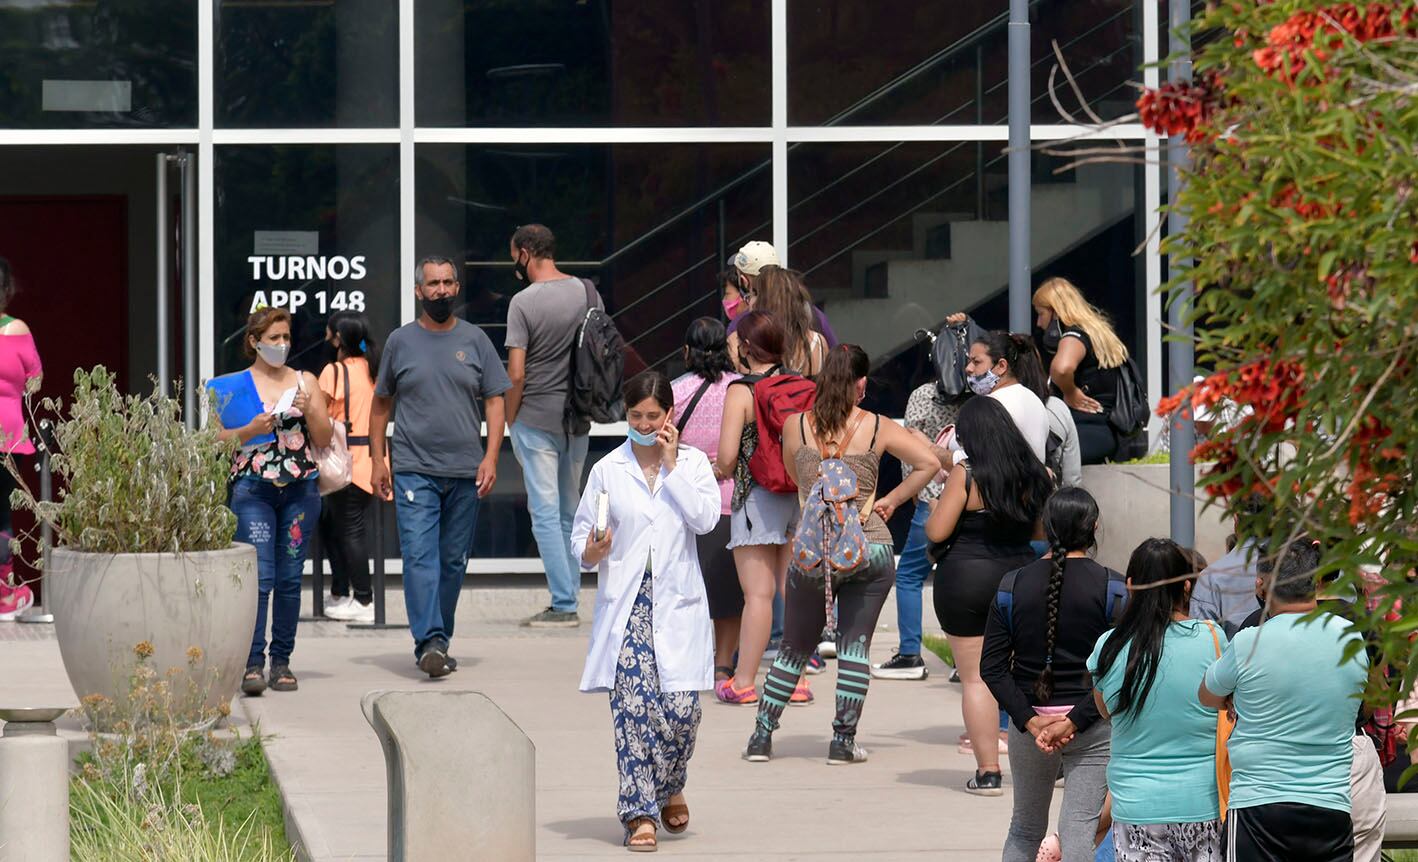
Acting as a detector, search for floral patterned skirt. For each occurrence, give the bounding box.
[610,567,702,827]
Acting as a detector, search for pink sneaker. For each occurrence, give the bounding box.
[1036,833,1062,862]
[788,680,814,706]
[716,679,759,705]
[0,582,35,621]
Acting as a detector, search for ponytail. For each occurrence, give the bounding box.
[810,344,870,439]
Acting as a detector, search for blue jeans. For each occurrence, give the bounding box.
[230,478,321,669]
[509,421,588,612]
[393,472,481,656]
[894,502,932,656]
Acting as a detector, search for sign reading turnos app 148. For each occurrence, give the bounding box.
[246,230,369,315]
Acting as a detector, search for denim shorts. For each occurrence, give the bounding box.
[727,485,799,549]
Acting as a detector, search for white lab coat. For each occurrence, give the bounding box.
[572,442,721,694]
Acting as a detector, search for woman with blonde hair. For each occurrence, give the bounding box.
[728,265,826,376]
[1032,277,1130,464]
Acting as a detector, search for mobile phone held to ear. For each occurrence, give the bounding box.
[594,492,609,541]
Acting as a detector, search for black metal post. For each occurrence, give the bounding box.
[347,494,406,630]
[300,524,326,621]
[975,44,986,220]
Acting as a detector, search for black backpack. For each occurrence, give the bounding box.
[1044,426,1066,487]
[564,278,625,435]
[928,316,987,398]
[1106,356,1150,436]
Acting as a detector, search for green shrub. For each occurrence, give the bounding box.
[8,366,236,554]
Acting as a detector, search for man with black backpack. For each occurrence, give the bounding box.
[505,224,623,628]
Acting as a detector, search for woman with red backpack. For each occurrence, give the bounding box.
[741,344,937,765]
[713,310,814,706]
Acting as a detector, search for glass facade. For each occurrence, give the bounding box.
[216,0,399,128]
[788,0,1139,126]
[0,0,1160,563]
[415,0,771,127]
[0,1,196,128]
[213,145,400,377]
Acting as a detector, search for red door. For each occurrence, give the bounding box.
[0,195,130,593]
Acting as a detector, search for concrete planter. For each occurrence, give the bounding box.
[1083,463,1232,571]
[45,545,258,725]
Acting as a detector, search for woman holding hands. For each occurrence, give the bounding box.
[572,371,722,853]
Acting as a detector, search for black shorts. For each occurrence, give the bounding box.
[695,519,743,620]
[1224,802,1352,862]
[931,548,1036,637]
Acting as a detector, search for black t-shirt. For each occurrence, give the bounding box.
[1050,329,1119,411]
[980,557,1123,734]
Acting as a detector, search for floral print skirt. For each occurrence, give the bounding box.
[610,567,701,828]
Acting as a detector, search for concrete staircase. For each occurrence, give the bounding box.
[826,162,1133,361]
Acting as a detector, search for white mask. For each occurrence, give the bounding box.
[256,342,289,368]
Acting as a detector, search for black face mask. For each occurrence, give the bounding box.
[421,294,455,323]
[512,253,529,283]
[1042,317,1063,352]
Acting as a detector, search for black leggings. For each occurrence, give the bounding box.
[318,484,372,603]
[753,544,895,743]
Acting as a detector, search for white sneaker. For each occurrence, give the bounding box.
[817,640,837,659]
[345,600,375,623]
[323,595,355,619]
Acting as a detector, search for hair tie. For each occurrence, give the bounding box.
[358,339,368,353]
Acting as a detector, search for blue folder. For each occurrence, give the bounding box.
[206,371,275,447]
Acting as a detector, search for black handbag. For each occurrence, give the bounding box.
[1106,357,1150,436]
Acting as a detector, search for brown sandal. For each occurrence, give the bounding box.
[661,800,689,834]
[623,817,657,852]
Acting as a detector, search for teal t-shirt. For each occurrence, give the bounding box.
[1088,619,1227,824]
[1203,611,1367,813]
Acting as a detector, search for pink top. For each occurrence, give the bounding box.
[0,331,42,455]
[672,371,739,515]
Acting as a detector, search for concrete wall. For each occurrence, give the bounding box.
[1082,462,1231,573]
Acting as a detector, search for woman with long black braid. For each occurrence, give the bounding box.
[927,396,1051,795]
[741,345,936,765]
[981,487,1124,861]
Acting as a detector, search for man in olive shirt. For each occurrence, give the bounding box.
[370,256,510,677]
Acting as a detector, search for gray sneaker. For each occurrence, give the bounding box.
[523,607,580,628]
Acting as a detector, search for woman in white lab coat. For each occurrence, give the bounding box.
[572,370,722,853]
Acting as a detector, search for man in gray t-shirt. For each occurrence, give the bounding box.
[504,224,599,628]
[370,256,510,677]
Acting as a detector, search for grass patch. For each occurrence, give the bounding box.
[1384,852,1418,862]
[1119,451,1170,465]
[73,734,291,862]
[923,634,954,667]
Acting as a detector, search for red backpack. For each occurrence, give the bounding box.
[736,371,817,493]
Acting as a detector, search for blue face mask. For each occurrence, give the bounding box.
[968,368,1001,396]
[627,425,660,447]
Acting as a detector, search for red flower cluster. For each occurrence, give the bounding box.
[1347,415,1403,527]
[1157,358,1308,499]
[1272,183,1346,220]
[1325,263,1373,310]
[1137,81,1215,142]
[1254,3,1415,80]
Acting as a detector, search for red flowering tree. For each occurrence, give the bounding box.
[1143,2,1416,699]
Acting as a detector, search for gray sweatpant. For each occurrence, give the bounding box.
[1002,719,1112,862]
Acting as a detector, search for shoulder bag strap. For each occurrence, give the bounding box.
[581,277,598,314]
[340,360,353,435]
[675,377,713,432]
[1203,620,1223,658]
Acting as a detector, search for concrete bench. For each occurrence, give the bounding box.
[362,690,535,862]
[1385,793,1418,848]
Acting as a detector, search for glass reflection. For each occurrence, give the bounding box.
[0,1,196,128]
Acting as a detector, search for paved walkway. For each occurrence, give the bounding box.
[1,585,1052,860]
